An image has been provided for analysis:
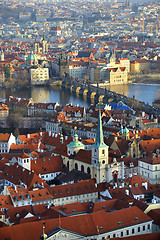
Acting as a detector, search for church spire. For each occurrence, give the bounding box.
[93,107,107,148]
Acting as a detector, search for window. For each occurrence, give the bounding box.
[132,229,134,234]
[148,224,150,230]
[121,232,123,237]
[138,227,140,232]
[143,226,145,231]
[102,149,105,155]
[126,230,129,235]
[81,165,84,172]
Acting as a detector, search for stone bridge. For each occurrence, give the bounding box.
[61,81,159,116]
[62,81,121,104]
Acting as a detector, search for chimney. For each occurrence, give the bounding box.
[142,112,145,118]
[65,136,68,140]
[142,182,148,191]
[14,185,17,192]
[125,189,129,195]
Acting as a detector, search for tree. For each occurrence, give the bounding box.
[14,128,20,138]
[61,122,71,136]
[6,113,22,130]
[4,65,10,80]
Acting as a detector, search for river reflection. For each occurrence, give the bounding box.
[105,83,160,105]
[106,84,130,96]
[0,83,159,107]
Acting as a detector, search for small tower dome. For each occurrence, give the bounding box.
[123,126,129,135]
[67,129,84,155]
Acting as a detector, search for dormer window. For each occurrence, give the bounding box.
[130,162,134,167]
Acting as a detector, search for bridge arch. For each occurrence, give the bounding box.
[99,94,104,103]
[76,86,81,94]
[83,88,88,96]
[65,83,70,89]
[108,97,114,103]
[70,85,74,92]
[90,91,96,99]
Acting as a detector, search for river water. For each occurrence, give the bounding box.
[0,83,159,108]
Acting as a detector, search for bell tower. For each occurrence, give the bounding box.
[0,50,4,61]
[91,107,109,183]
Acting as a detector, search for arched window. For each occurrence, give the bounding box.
[67,161,69,169]
[87,167,90,175]
[81,165,84,172]
[75,163,78,170]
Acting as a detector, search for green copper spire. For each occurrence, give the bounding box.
[93,107,107,148]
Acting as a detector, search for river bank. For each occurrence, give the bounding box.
[131,73,160,84]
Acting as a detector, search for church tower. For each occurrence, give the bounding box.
[0,50,4,61]
[110,49,116,67]
[91,108,109,183]
[42,34,48,54]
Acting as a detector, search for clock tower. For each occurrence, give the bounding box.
[91,108,109,183]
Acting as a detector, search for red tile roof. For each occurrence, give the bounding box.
[29,188,53,203]
[31,156,65,175]
[0,206,151,239]
[140,140,160,153]
[140,154,160,164]
[49,178,97,199]
[0,163,47,190]
[73,149,91,164]
[0,195,13,208]
[0,133,10,142]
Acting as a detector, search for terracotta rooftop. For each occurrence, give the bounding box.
[0,206,152,239]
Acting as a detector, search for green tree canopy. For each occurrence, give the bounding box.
[4,65,10,80]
